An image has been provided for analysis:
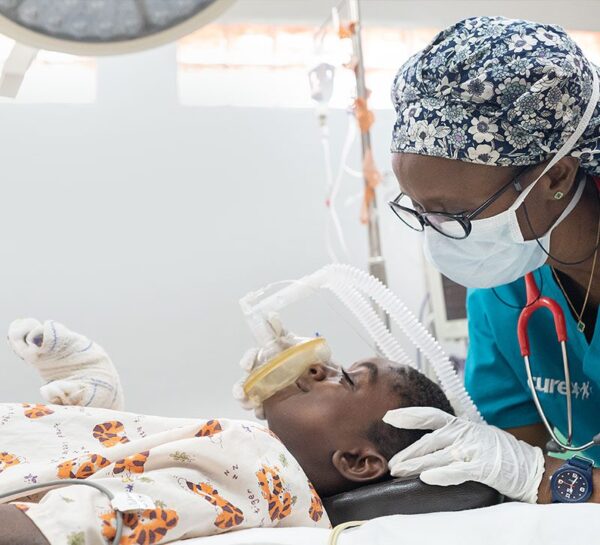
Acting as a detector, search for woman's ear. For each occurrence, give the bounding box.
[516,156,584,241]
[331,447,388,483]
[536,156,580,202]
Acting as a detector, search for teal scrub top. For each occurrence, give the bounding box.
[465,264,600,465]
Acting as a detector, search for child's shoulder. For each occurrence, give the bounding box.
[219,418,283,442]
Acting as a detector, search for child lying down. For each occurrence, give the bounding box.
[0,319,453,545]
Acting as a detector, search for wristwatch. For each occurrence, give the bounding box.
[550,456,594,503]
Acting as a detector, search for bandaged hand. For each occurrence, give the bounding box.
[383,407,545,503]
[8,318,124,410]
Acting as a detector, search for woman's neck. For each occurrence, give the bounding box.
[549,176,600,306]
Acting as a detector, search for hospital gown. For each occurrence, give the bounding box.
[0,403,330,545]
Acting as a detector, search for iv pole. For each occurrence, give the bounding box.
[347,0,390,324]
[314,0,389,327]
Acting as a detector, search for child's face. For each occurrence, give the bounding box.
[264,358,405,494]
[264,358,400,428]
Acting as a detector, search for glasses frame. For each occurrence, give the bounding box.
[388,166,529,240]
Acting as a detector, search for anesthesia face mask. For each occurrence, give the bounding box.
[233,313,332,418]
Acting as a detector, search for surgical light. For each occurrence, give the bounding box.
[0,0,235,55]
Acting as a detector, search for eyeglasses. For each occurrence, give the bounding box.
[388,166,529,240]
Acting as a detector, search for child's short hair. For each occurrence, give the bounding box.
[366,366,454,461]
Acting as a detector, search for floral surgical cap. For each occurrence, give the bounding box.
[390,16,600,175]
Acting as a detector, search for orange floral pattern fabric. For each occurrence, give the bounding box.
[0,403,329,544]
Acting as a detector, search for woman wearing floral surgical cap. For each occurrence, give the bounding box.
[382,17,600,505]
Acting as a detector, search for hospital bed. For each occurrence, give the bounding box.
[190,503,600,545]
[183,478,510,545]
[174,477,598,544]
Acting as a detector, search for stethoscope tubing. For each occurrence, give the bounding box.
[524,349,596,452]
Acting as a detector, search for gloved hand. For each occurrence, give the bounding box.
[383,407,546,503]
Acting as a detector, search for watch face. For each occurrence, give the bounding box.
[553,469,590,502]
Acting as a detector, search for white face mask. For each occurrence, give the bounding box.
[424,174,585,288]
[423,65,599,290]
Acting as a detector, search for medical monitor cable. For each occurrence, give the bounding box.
[0,480,123,545]
[323,112,357,263]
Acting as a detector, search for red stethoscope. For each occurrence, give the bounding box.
[517,272,600,452]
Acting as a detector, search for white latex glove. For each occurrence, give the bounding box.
[383,407,546,503]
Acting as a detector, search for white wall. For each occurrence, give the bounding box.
[0,44,427,419]
[5,0,584,418]
[224,1,600,31]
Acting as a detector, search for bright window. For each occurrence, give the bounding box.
[570,30,600,64]
[178,24,600,109]
[0,34,96,104]
[177,24,439,109]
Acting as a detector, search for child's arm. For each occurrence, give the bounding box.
[8,318,124,410]
[0,506,49,545]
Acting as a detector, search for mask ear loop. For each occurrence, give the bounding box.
[521,171,600,266]
[492,266,545,310]
[490,167,545,311]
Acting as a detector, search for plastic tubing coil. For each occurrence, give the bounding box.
[240,264,482,422]
[321,264,482,422]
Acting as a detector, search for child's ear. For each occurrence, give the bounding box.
[331,447,388,483]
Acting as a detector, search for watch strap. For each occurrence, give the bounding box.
[568,456,594,473]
